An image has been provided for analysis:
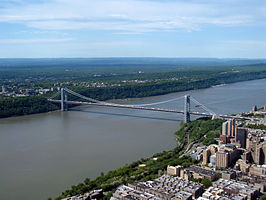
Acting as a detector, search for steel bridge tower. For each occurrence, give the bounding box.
[61,88,68,111]
[184,95,190,123]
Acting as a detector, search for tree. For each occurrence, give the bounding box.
[201,178,212,188]
[84,178,91,185]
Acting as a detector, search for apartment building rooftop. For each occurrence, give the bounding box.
[186,166,217,177]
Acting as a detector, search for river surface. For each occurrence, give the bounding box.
[0,78,266,200]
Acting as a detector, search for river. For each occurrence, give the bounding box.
[0,78,266,200]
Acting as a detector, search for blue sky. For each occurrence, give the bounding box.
[0,0,266,58]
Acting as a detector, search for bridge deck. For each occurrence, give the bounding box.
[48,99,253,120]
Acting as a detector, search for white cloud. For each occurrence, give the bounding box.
[0,0,265,33]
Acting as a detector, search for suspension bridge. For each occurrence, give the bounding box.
[48,88,252,123]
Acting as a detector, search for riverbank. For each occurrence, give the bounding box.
[53,117,223,200]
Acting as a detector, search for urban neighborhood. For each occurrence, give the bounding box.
[63,106,266,200]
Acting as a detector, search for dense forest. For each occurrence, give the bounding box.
[52,118,222,200]
[176,117,223,146]
[0,96,59,118]
[70,68,266,100]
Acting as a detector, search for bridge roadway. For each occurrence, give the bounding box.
[48,99,254,120]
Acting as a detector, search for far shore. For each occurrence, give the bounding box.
[1,77,266,120]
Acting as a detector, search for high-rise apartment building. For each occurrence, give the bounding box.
[222,121,228,135]
[203,149,211,165]
[216,151,229,168]
[216,144,238,168]
[222,119,236,137]
[246,134,266,165]
[235,127,247,148]
[228,119,236,137]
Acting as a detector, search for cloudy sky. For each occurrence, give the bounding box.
[0,0,266,58]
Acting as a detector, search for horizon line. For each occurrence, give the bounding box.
[0,57,266,60]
